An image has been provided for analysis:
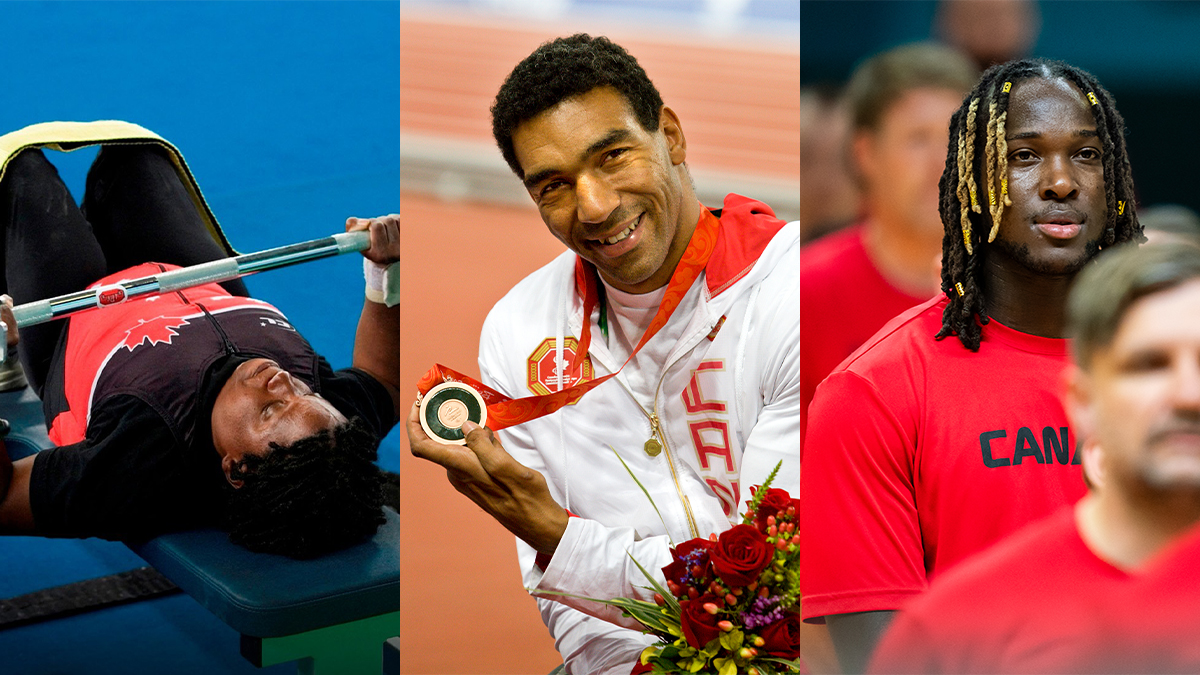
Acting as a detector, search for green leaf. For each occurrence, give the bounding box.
[527,588,678,636]
[714,657,738,675]
[718,627,744,651]
[742,460,783,525]
[611,447,675,548]
[639,645,658,666]
[760,656,805,672]
[626,551,683,616]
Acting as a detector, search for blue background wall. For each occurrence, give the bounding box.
[801,0,1200,213]
[0,2,398,673]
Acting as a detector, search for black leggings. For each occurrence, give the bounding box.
[0,146,248,395]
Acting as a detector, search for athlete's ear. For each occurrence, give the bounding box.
[222,455,245,489]
[1064,364,1095,440]
[1066,361,1099,440]
[851,129,876,186]
[1079,438,1105,491]
[660,106,687,166]
[1066,364,1104,490]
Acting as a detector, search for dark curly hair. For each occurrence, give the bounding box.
[491,33,664,179]
[935,58,1142,351]
[224,417,386,558]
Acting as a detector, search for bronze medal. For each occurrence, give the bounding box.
[419,381,487,446]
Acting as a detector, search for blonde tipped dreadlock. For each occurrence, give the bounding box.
[935,59,1143,351]
[985,99,999,229]
[989,108,1014,242]
[956,98,982,254]
[965,98,981,214]
[956,126,973,254]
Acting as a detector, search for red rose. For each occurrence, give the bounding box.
[629,660,653,675]
[662,538,714,588]
[757,614,801,657]
[679,595,723,649]
[752,488,795,529]
[711,524,774,587]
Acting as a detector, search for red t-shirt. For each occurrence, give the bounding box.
[1092,524,1200,673]
[800,296,1087,620]
[799,226,927,446]
[868,507,1126,674]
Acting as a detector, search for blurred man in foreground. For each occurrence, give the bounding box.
[870,242,1200,673]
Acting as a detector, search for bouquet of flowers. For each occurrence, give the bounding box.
[607,461,802,675]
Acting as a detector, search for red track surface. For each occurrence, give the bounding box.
[401,16,799,182]
[399,193,564,672]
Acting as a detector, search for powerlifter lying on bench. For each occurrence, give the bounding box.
[0,131,399,556]
[0,122,401,673]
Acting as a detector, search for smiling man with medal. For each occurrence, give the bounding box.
[406,34,799,674]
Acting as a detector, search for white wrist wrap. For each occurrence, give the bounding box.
[365,258,400,307]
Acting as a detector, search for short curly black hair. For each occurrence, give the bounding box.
[491,33,664,179]
[224,417,386,559]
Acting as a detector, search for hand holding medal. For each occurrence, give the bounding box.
[406,208,719,555]
[412,207,719,451]
[418,380,488,445]
[405,388,570,555]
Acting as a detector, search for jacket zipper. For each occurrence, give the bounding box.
[594,286,713,541]
[616,368,701,541]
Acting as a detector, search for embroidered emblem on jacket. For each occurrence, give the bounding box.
[527,337,594,395]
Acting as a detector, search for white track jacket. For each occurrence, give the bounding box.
[478,195,799,674]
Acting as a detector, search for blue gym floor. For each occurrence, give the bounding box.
[0,3,399,673]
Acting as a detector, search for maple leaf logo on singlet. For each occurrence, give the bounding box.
[122,315,192,352]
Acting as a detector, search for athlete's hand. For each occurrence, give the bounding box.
[0,295,18,354]
[407,402,569,554]
[346,214,399,265]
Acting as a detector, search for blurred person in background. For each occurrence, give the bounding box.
[935,0,1041,71]
[800,42,978,446]
[870,242,1200,673]
[800,84,859,245]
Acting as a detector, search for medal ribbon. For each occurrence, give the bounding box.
[417,205,720,431]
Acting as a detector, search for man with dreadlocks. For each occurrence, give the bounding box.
[799,58,1141,673]
[0,145,400,559]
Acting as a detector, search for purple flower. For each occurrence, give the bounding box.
[742,594,785,630]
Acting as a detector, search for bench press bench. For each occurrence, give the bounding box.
[2,386,400,675]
